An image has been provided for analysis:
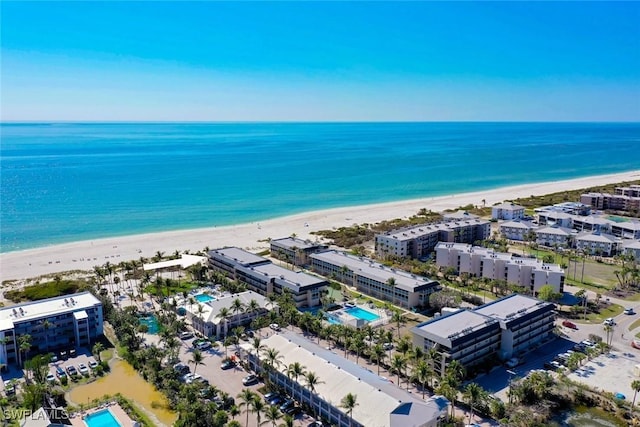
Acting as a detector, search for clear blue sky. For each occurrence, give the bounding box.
[2,1,639,121]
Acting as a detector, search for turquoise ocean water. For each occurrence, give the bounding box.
[1,122,639,253]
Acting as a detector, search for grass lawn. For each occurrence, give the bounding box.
[628,318,640,332]
[145,281,199,297]
[582,303,624,323]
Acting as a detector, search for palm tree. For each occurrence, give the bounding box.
[237,388,258,427]
[17,334,31,367]
[386,277,397,305]
[251,337,266,369]
[264,404,282,427]
[40,319,53,351]
[216,307,232,337]
[304,371,324,417]
[445,359,466,383]
[92,342,104,363]
[604,323,614,349]
[391,354,406,387]
[463,382,486,425]
[262,347,283,386]
[370,344,386,376]
[287,362,306,401]
[250,397,266,426]
[189,349,205,376]
[391,310,405,339]
[340,393,358,427]
[279,415,294,427]
[412,360,433,398]
[632,380,640,407]
[437,375,459,418]
[231,298,245,319]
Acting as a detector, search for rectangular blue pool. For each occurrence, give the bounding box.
[345,307,380,322]
[194,293,214,303]
[84,409,122,427]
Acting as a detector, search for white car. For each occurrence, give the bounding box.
[46,373,56,384]
[78,363,89,375]
[186,374,203,384]
[88,359,99,370]
[603,318,616,326]
[269,323,281,331]
[624,308,635,315]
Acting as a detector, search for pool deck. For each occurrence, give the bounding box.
[69,402,134,427]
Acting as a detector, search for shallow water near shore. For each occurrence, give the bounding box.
[2,122,639,252]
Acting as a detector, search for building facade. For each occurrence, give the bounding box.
[208,247,328,308]
[491,203,525,221]
[435,243,565,294]
[499,220,536,241]
[535,226,574,248]
[0,292,103,367]
[270,237,328,267]
[375,219,491,259]
[575,232,619,256]
[581,186,640,214]
[310,250,440,308]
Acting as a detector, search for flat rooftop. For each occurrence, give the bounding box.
[244,331,447,427]
[209,247,269,267]
[474,294,552,323]
[143,254,206,271]
[379,219,490,241]
[183,291,272,324]
[252,263,326,288]
[311,251,438,291]
[0,292,101,329]
[414,310,495,343]
[270,237,323,250]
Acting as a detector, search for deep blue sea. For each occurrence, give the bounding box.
[1,122,639,253]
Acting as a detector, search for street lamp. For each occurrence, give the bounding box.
[507,369,516,404]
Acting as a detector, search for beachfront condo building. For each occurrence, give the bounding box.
[435,242,565,294]
[0,292,103,367]
[575,232,620,256]
[242,331,449,427]
[208,247,328,308]
[269,237,328,267]
[534,226,574,248]
[491,203,525,220]
[537,211,573,228]
[375,219,491,259]
[309,250,440,309]
[581,186,640,214]
[499,220,537,241]
[411,294,555,373]
[182,291,273,338]
[442,210,479,221]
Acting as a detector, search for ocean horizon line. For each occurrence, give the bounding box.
[3,120,640,125]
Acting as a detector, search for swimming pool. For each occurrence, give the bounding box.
[194,293,215,303]
[138,315,160,334]
[84,409,122,427]
[345,307,380,322]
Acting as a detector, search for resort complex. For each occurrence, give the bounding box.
[309,250,441,308]
[411,294,556,373]
[208,247,329,308]
[435,242,565,294]
[581,184,640,214]
[0,292,103,367]
[375,219,491,259]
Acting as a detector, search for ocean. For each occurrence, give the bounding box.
[1,122,639,253]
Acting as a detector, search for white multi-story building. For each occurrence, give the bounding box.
[442,210,479,221]
[270,237,328,267]
[183,291,273,338]
[435,243,564,294]
[208,247,328,308]
[375,219,491,259]
[535,226,574,248]
[491,203,525,220]
[623,241,640,260]
[411,295,555,372]
[309,250,440,309]
[575,232,619,256]
[0,292,103,367]
[243,331,449,427]
[499,220,536,241]
[537,211,573,228]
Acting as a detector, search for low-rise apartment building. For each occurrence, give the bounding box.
[208,247,328,308]
[581,186,640,214]
[243,332,449,427]
[442,210,479,221]
[375,219,491,259]
[535,226,574,248]
[474,294,556,360]
[575,232,619,256]
[0,292,103,367]
[270,237,328,267]
[623,241,640,260]
[537,211,573,228]
[499,220,536,241]
[411,294,555,373]
[411,310,501,374]
[491,203,525,220]
[183,291,273,338]
[435,243,564,294]
[309,250,440,308]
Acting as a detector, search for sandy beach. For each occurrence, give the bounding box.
[1,170,639,282]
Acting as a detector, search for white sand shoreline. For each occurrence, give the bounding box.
[2,170,639,281]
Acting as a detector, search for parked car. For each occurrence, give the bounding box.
[269,323,281,331]
[174,363,190,375]
[603,318,616,326]
[179,331,194,340]
[505,358,522,368]
[55,367,66,378]
[3,380,15,395]
[221,359,236,370]
[196,341,212,351]
[267,395,284,406]
[562,320,578,329]
[383,342,394,351]
[279,398,296,412]
[78,363,89,375]
[65,365,77,376]
[46,373,56,384]
[242,374,259,386]
[625,308,635,315]
[88,359,99,370]
[192,339,206,348]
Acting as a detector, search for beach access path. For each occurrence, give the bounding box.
[1,170,639,282]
